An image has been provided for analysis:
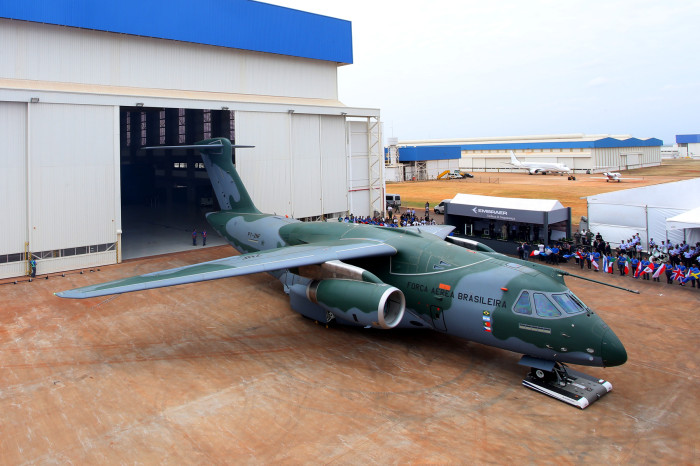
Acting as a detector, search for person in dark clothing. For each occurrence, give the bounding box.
[192,229,197,246]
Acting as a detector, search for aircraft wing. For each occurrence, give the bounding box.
[56,240,397,299]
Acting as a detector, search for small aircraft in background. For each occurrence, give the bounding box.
[57,138,632,409]
[603,172,623,182]
[507,151,572,176]
[591,171,641,182]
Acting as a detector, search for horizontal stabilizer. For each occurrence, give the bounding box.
[403,225,456,240]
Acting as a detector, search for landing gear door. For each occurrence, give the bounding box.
[430,305,447,331]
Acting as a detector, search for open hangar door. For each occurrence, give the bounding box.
[119,107,234,259]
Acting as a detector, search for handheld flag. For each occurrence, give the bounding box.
[683,268,699,283]
[672,268,685,282]
[634,261,643,278]
[652,263,666,279]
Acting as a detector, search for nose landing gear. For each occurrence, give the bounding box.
[519,356,613,409]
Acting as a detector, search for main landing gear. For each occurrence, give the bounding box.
[519,356,613,409]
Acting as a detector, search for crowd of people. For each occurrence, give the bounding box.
[337,206,436,227]
[517,231,700,288]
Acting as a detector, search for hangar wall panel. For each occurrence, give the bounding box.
[234,111,292,216]
[34,251,117,276]
[235,112,350,219]
[0,102,27,256]
[291,114,323,218]
[29,103,118,251]
[320,116,348,216]
[0,262,25,279]
[0,20,339,100]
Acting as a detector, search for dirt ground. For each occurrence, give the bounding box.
[2,160,699,463]
[1,242,699,463]
[388,158,700,222]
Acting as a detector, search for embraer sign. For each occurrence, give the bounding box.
[472,206,508,216]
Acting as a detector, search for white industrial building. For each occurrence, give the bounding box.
[389,134,662,180]
[0,1,383,279]
[676,134,700,158]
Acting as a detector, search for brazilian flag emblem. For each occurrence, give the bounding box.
[483,310,491,316]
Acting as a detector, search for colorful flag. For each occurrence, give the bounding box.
[591,255,599,271]
[530,250,539,257]
[606,257,614,273]
[683,268,699,283]
[634,261,643,278]
[602,255,608,272]
[672,268,685,282]
[624,262,629,275]
[652,263,666,279]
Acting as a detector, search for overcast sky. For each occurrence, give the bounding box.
[265,1,699,145]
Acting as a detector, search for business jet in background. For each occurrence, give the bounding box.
[508,151,572,176]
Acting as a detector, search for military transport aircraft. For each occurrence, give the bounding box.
[507,150,572,175]
[57,138,630,408]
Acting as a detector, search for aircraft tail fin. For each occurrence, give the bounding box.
[510,150,521,166]
[145,138,259,213]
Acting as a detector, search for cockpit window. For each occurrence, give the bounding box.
[513,291,532,315]
[533,293,561,317]
[551,293,586,315]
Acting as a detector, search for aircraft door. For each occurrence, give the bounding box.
[430,305,447,331]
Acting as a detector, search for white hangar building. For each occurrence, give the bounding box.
[390,134,662,180]
[0,1,384,279]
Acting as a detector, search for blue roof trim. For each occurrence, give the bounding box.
[389,145,462,162]
[677,134,700,144]
[457,137,663,151]
[0,0,353,64]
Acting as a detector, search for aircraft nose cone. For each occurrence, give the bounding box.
[601,328,627,367]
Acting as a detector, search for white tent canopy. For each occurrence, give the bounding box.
[586,178,700,248]
[667,207,700,230]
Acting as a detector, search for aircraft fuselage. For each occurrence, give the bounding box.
[206,215,626,369]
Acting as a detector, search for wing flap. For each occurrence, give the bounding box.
[56,240,396,299]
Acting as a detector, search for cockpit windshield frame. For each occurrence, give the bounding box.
[512,290,588,319]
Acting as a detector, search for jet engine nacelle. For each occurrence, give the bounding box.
[306,279,406,329]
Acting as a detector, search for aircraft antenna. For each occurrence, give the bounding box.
[557,270,639,294]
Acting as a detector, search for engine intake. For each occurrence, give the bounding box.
[306,279,405,329]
